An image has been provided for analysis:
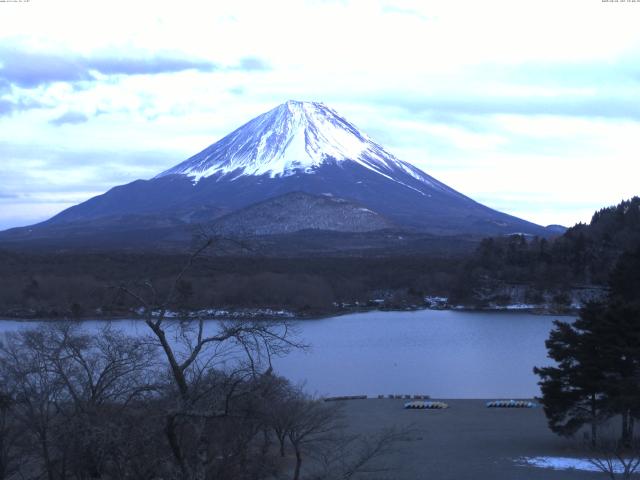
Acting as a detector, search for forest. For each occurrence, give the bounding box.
[0,197,638,318]
[0,251,461,319]
[449,197,640,306]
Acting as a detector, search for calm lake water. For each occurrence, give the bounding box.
[0,310,574,399]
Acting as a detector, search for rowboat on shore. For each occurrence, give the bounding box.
[486,400,536,408]
[404,401,448,409]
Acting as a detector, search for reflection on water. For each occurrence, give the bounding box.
[0,309,573,398]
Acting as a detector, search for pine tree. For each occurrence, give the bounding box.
[534,302,610,445]
[535,247,640,446]
[601,247,640,446]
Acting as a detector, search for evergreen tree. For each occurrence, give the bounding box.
[534,302,610,445]
[601,247,640,446]
[599,302,640,446]
[535,247,640,445]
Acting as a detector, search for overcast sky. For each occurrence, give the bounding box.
[1,0,639,230]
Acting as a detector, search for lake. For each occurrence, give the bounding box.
[0,309,573,399]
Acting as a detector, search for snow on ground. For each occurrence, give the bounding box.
[144,308,295,319]
[503,303,536,310]
[517,456,628,473]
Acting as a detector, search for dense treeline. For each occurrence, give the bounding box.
[0,252,463,318]
[450,197,640,306]
[1,197,639,317]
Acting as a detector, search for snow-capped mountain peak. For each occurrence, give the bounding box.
[156,100,442,190]
[1,100,549,243]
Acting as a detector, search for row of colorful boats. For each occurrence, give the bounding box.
[404,400,538,409]
[404,401,449,409]
[486,400,537,408]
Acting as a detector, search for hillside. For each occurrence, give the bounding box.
[450,197,640,307]
[211,191,396,235]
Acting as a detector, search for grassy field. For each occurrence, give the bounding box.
[335,399,603,480]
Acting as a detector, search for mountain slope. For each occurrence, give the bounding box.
[0,100,549,248]
[212,191,396,236]
[157,100,460,195]
[450,196,640,306]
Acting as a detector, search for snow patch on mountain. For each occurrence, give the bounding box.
[156,100,449,194]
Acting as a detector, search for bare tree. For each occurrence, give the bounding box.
[310,426,411,480]
[117,237,304,479]
[0,323,161,480]
[0,388,20,480]
[271,386,410,480]
[260,374,300,458]
[284,394,344,480]
[2,329,69,480]
[27,323,158,409]
[587,435,640,480]
[36,323,158,479]
[0,332,20,480]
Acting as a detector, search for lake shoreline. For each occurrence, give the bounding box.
[0,303,578,323]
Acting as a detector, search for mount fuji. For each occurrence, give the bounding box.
[0,100,550,250]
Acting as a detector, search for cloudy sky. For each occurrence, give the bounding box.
[1,0,639,230]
